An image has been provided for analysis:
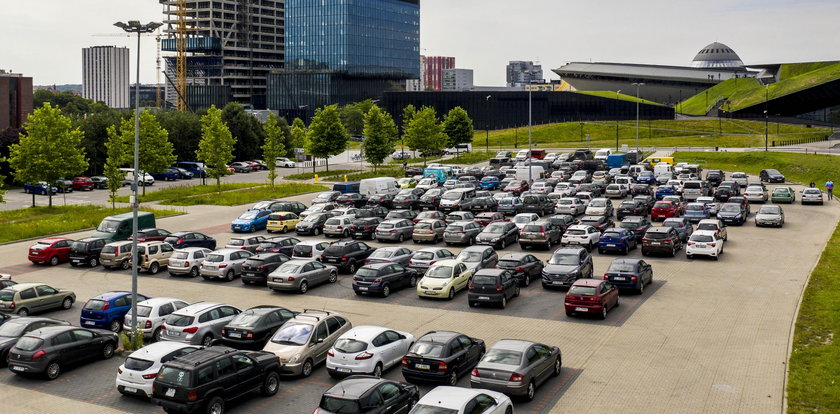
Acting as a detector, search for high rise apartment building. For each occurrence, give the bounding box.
[442,68,473,91]
[507,60,544,87]
[82,46,130,108]
[422,55,455,91]
[0,70,33,130]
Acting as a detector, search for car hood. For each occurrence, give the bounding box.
[544,264,579,274]
[262,342,304,361]
[419,277,453,288]
[477,233,501,241]
[755,213,781,220]
[231,219,255,225]
[462,262,481,271]
[717,211,741,217]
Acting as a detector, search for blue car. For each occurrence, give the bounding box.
[23,182,58,195]
[231,209,272,232]
[716,203,746,226]
[597,228,638,254]
[683,202,710,223]
[636,171,656,184]
[655,185,677,200]
[603,258,653,293]
[151,168,180,181]
[497,197,523,215]
[80,291,150,332]
[479,176,501,190]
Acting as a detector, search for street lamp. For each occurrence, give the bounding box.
[615,90,621,151]
[632,82,644,155]
[764,84,769,151]
[528,84,533,184]
[114,19,162,337]
[485,95,491,153]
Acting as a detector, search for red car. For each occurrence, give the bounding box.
[72,176,94,191]
[475,212,508,227]
[244,160,261,170]
[530,149,546,160]
[651,201,680,221]
[128,228,172,242]
[504,180,529,196]
[28,237,74,266]
[564,279,619,319]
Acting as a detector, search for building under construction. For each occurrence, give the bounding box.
[158,0,284,110]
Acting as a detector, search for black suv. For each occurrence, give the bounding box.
[541,247,593,289]
[320,240,376,273]
[521,193,554,215]
[152,346,280,414]
[318,376,419,414]
[706,170,725,187]
[240,253,291,285]
[616,200,647,220]
[69,237,108,267]
[641,226,683,257]
[350,217,384,240]
[714,181,740,202]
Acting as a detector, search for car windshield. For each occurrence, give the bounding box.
[157,366,191,386]
[620,221,640,229]
[271,323,312,346]
[746,186,764,192]
[319,396,362,414]
[686,204,704,211]
[165,314,195,327]
[334,338,368,353]
[608,262,636,272]
[302,214,324,223]
[697,223,718,231]
[720,204,741,212]
[409,341,444,358]
[773,188,789,194]
[442,192,462,200]
[15,337,44,351]
[513,215,532,223]
[124,357,155,371]
[484,224,506,234]
[410,406,458,414]
[276,263,301,274]
[691,235,714,243]
[548,254,578,265]
[252,201,272,210]
[426,266,453,278]
[759,206,781,214]
[579,219,600,227]
[415,222,434,230]
[602,231,621,238]
[654,202,671,209]
[238,211,258,220]
[413,251,437,261]
[370,250,394,258]
[569,286,597,296]
[96,219,120,233]
[661,221,682,228]
[314,193,334,201]
[135,305,152,317]
[645,231,670,240]
[206,254,225,263]
[71,241,90,252]
[0,321,30,337]
[456,251,481,262]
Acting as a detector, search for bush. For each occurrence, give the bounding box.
[120,326,145,352]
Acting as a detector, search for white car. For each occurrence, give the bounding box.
[410,386,513,414]
[801,188,824,205]
[553,182,577,197]
[696,218,728,241]
[584,198,613,217]
[416,177,438,191]
[326,326,415,378]
[666,179,684,193]
[292,240,330,261]
[512,213,539,230]
[561,225,600,250]
[123,297,190,341]
[575,191,594,207]
[514,149,529,161]
[594,148,611,160]
[115,342,200,397]
[696,196,720,215]
[743,184,768,203]
[276,157,296,168]
[167,247,212,277]
[554,197,586,215]
[604,184,628,199]
[686,230,724,260]
[530,182,553,194]
[731,172,749,187]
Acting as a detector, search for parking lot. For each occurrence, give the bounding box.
[0,175,838,414]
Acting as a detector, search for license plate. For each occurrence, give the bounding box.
[327,258,338,263]
[607,244,615,247]
[696,243,706,247]
[613,276,626,281]
[415,363,430,370]
[273,278,282,282]
[358,287,368,291]
[84,321,95,325]
[72,259,81,263]
[478,296,490,300]
[167,330,180,336]
[336,368,351,373]
[651,242,660,245]
[11,365,24,371]
[424,291,436,295]
[574,307,589,312]
[229,332,242,338]
[123,386,137,393]
[165,388,176,397]
[244,273,255,277]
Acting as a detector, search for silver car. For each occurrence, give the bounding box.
[555,197,585,215]
[445,211,476,224]
[159,302,241,346]
[266,259,338,294]
[801,188,824,205]
[470,339,562,400]
[456,245,498,272]
[444,221,482,246]
[300,203,337,219]
[375,219,414,242]
[412,219,447,243]
[199,248,254,281]
[167,247,212,277]
[225,236,264,253]
[585,198,614,217]
[408,247,455,274]
[123,297,189,341]
[755,204,785,227]
[743,184,768,203]
[324,215,355,237]
[365,246,414,266]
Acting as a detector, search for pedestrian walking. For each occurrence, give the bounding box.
[809,181,816,188]
[826,180,834,200]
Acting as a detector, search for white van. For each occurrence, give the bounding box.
[445,143,472,154]
[514,166,545,182]
[594,148,612,160]
[359,177,399,196]
[653,163,673,178]
[628,164,647,177]
[120,168,155,186]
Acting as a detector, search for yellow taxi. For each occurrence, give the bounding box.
[416,259,473,300]
[266,211,301,233]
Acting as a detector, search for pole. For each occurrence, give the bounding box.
[528,87,533,185]
[765,85,769,152]
[635,84,641,154]
[130,30,141,334]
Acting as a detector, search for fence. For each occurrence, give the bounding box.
[772,133,832,147]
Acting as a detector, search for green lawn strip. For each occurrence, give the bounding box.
[161,183,329,206]
[779,61,838,80]
[672,151,839,185]
[787,220,840,414]
[285,169,359,180]
[446,151,497,165]
[0,206,181,244]
[341,168,405,182]
[574,90,664,106]
[114,182,261,203]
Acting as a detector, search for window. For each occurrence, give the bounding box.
[534,344,551,358]
[384,330,402,343]
[35,285,57,296]
[325,317,341,335]
[161,244,173,252]
[458,335,473,349]
[148,245,159,255]
[233,354,255,371]
[378,382,401,402]
[20,288,37,300]
[449,339,464,355]
[471,394,496,413]
[372,333,389,347]
[312,323,328,344]
[196,365,216,385]
[52,331,75,345]
[194,251,204,259]
[366,389,385,408]
[114,296,129,307]
[220,306,239,318]
[216,357,236,377]
[157,303,174,317]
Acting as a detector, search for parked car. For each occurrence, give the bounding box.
[317,376,419,413]
[497,196,524,215]
[716,202,747,226]
[518,219,563,249]
[135,241,174,274]
[122,297,189,341]
[603,258,653,294]
[696,218,728,241]
[320,240,376,273]
[199,248,254,281]
[651,200,680,221]
[117,342,201,397]
[476,221,519,249]
[71,176,95,191]
[266,259,339,294]
[584,198,613,218]
[470,339,562,401]
[443,221,482,246]
[417,260,472,300]
[386,209,418,222]
[367,194,395,209]
[494,253,544,287]
[375,219,415,243]
[554,197,586,216]
[801,188,824,205]
[407,247,455,275]
[479,176,501,190]
[313,191,341,204]
[683,202,710,223]
[262,310,352,377]
[564,279,619,319]
[240,253,291,285]
[541,247,593,289]
[336,193,368,208]
[9,325,118,379]
[23,181,57,195]
[0,283,76,316]
[255,236,300,256]
[743,184,769,203]
[231,209,271,233]
[352,263,419,298]
[159,302,241,346]
[401,331,485,385]
[597,228,638,254]
[326,326,415,378]
[714,181,740,201]
[224,235,265,253]
[521,193,554,215]
[577,215,614,233]
[661,217,694,242]
[455,245,498,272]
[90,176,109,189]
[410,219,446,244]
[163,231,216,250]
[759,168,785,183]
[755,204,785,227]
[641,226,683,257]
[365,246,414,266]
[295,212,331,236]
[686,230,725,260]
[560,225,600,251]
[618,216,652,241]
[770,186,795,204]
[28,237,73,266]
[0,317,70,367]
[81,291,150,332]
[467,269,520,309]
[219,305,297,350]
[410,386,511,414]
[167,247,212,278]
[69,237,108,267]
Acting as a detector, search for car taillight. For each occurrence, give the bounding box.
[258,265,267,269]
[177,238,183,244]
[402,357,408,366]
[687,242,695,246]
[495,285,504,292]
[438,361,447,371]
[509,373,524,382]
[101,302,110,311]
[183,327,198,334]
[327,350,335,357]
[631,276,638,281]
[8,301,14,310]
[240,246,248,250]
[160,324,166,330]
[219,263,228,268]
[184,261,190,267]
[246,331,254,339]
[187,391,198,402]
[471,368,480,377]
[663,239,672,243]
[355,352,374,360]
[337,226,343,230]
[145,320,152,329]
[708,243,716,247]
[341,255,348,262]
[429,260,436,265]
[142,373,157,379]
[604,274,609,280]
[117,367,123,374]
[390,229,397,233]
[288,276,296,281]
[32,350,46,360]
[642,238,649,242]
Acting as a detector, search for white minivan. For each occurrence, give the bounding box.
[594,148,612,160]
[359,177,399,196]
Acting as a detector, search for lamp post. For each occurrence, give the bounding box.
[632,83,644,154]
[114,20,162,336]
[528,84,533,185]
[615,90,621,150]
[485,95,491,153]
[764,84,769,151]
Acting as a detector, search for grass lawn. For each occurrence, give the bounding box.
[574,90,663,106]
[0,206,182,244]
[162,183,329,206]
[446,151,497,165]
[787,220,840,413]
[115,182,261,203]
[672,151,839,185]
[285,169,359,180]
[342,168,405,182]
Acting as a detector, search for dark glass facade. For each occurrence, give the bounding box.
[267,71,406,113]
[285,0,420,78]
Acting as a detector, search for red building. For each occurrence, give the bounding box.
[0,71,33,130]
[422,56,455,91]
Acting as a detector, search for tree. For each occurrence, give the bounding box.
[222,102,265,161]
[306,105,348,172]
[106,110,176,195]
[262,114,288,188]
[157,110,202,162]
[8,103,88,207]
[34,90,109,119]
[362,105,398,172]
[340,103,365,137]
[196,106,236,193]
[442,106,475,158]
[290,117,308,155]
[103,124,130,208]
[76,109,124,176]
[403,107,447,167]
[399,104,417,155]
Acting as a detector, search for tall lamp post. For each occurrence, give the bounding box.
[485,95,491,153]
[114,20,162,336]
[615,90,621,150]
[632,82,644,155]
[764,85,769,151]
[528,84,533,184]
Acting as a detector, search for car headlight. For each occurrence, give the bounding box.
[290,355,300,364]
[491,238,499,242]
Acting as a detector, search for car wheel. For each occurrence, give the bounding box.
[49,256,59,266]
[328,271,338,283]
[299,281,309,294]
[16,307,30,316]
[110,319,122,333]
[598,248,605,254]
[447,288,454,300]
[121,260,131,270]
[102,342,115,359]
[189,267,199,278]
[201,334,214,347]
[523,274,531,287]
[373,363,384,378]
[343,230,350,238]
[500,296,507,309]
[469,301,476,308]
[282,226,288,234]
[525,380,536,401]
[714,254,719,261]
[552,358,562,377]
[153,327,162,342]
[45,361,61,380]
[89,257,99,267]
[600,306,608,320]
[686,254,693,260]
[382,284,391,298]
[149,262,160,275]
[348,260,357,274]
[301,359,314,377]
[500,239,506,249]
[261,372,280,396]
[448,371,458,386]
[314,228,321,236]
[206,396,225,414]
[224,270,235,282]
[670,247,676,257]
[515,286,520,297]
[61,297,73,310]
[505,407,513,414]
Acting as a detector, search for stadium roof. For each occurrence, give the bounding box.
[553,62,752,83]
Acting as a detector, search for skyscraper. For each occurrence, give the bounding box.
[441,68,473,91]
[507,61,544,87]
[82,46,130,108]
[0,70,33,130]
[422,55,455,91]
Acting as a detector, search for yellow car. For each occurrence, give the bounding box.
[266,211,301,233]
[397,177,418,189]
[417,259,472,300]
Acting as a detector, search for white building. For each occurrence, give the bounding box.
[82,46,130,108]
[442,68,474,91]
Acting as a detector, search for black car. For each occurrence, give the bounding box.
[360,206,389,219]
[318,376,419,414]
[352,263,419,297]
[392,194,421,210]
[714,181,740,201]
[629,183,653,197]
[716,202,747,226]
[545,214,576,234]
[475,222,519,249]
[313,191,341,204]
[90,176,109,189]
[385,209,418,222]
[603,258,653,294]
[401,331,485,386]
[496,253,544,287]
[164,231,217,250]
[220,306,297,349]
[367,194,395,209]
[576,184,601,197]
[295,213,330,236]
[8,325,118,379]
[0,317,70,366]
[419,189,443,210]
[541,247,594,289]
[255,237,300,256]
[759,168,785,183]
[337,193,369,208]
[619,216,652,241]
[350,217,384,240]
[241,253,291,285]
[172,167,194,179]
[706,169,725,187]
[69,237,108,267]
[152,347,280,414]
[469,196,498,213]
[253,200,308,215]
[320,240,376,273]
[641,226,683,257]
[633,195,656,211]
[616,200,647,220]
[468,269,519,308]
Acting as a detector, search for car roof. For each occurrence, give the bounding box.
[174,302,225,315]
[567,224,591,230]
[416,247,449,253]
[609,258,641,265]
[3,283,50,291]
[474,268,507,277]
[419,330,460,343]
[361,262,392,270]
[137,297,182,306]
[176,247,211,253]
[91,291,132,300]
[211,248,242,255]
[461,245,491,252]
[25,325,78,337]
[37,237,72,243]
[646,226,671,233]
[692,230,718,237]
[492,339,536,352]
[296,240,326,246]
[572,278,603,287]
[338,325,390,342]
[128,341,197,359]
[323,376,384,398]
[419,386,491,407]
[430,259,460,267]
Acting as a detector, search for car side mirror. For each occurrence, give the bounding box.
[317,338,325,344]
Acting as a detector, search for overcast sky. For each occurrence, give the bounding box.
[3,0,839,86]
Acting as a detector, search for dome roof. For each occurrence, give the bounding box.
[691,42,745,69]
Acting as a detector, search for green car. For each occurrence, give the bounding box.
[771,186,796,204]
[0,283,76,316]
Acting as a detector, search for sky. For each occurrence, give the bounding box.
[2,0,840,86]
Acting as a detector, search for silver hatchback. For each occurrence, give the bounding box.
[444,221,483,246]
[159,302,241,346]
[168,247,212,277]
[199,248,254,281]
[266,259,339,294]
[375,219,415,242]
[324,215,355,238]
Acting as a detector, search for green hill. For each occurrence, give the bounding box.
[574,90,663,106]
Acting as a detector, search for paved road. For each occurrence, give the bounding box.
[0,178,837,414]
